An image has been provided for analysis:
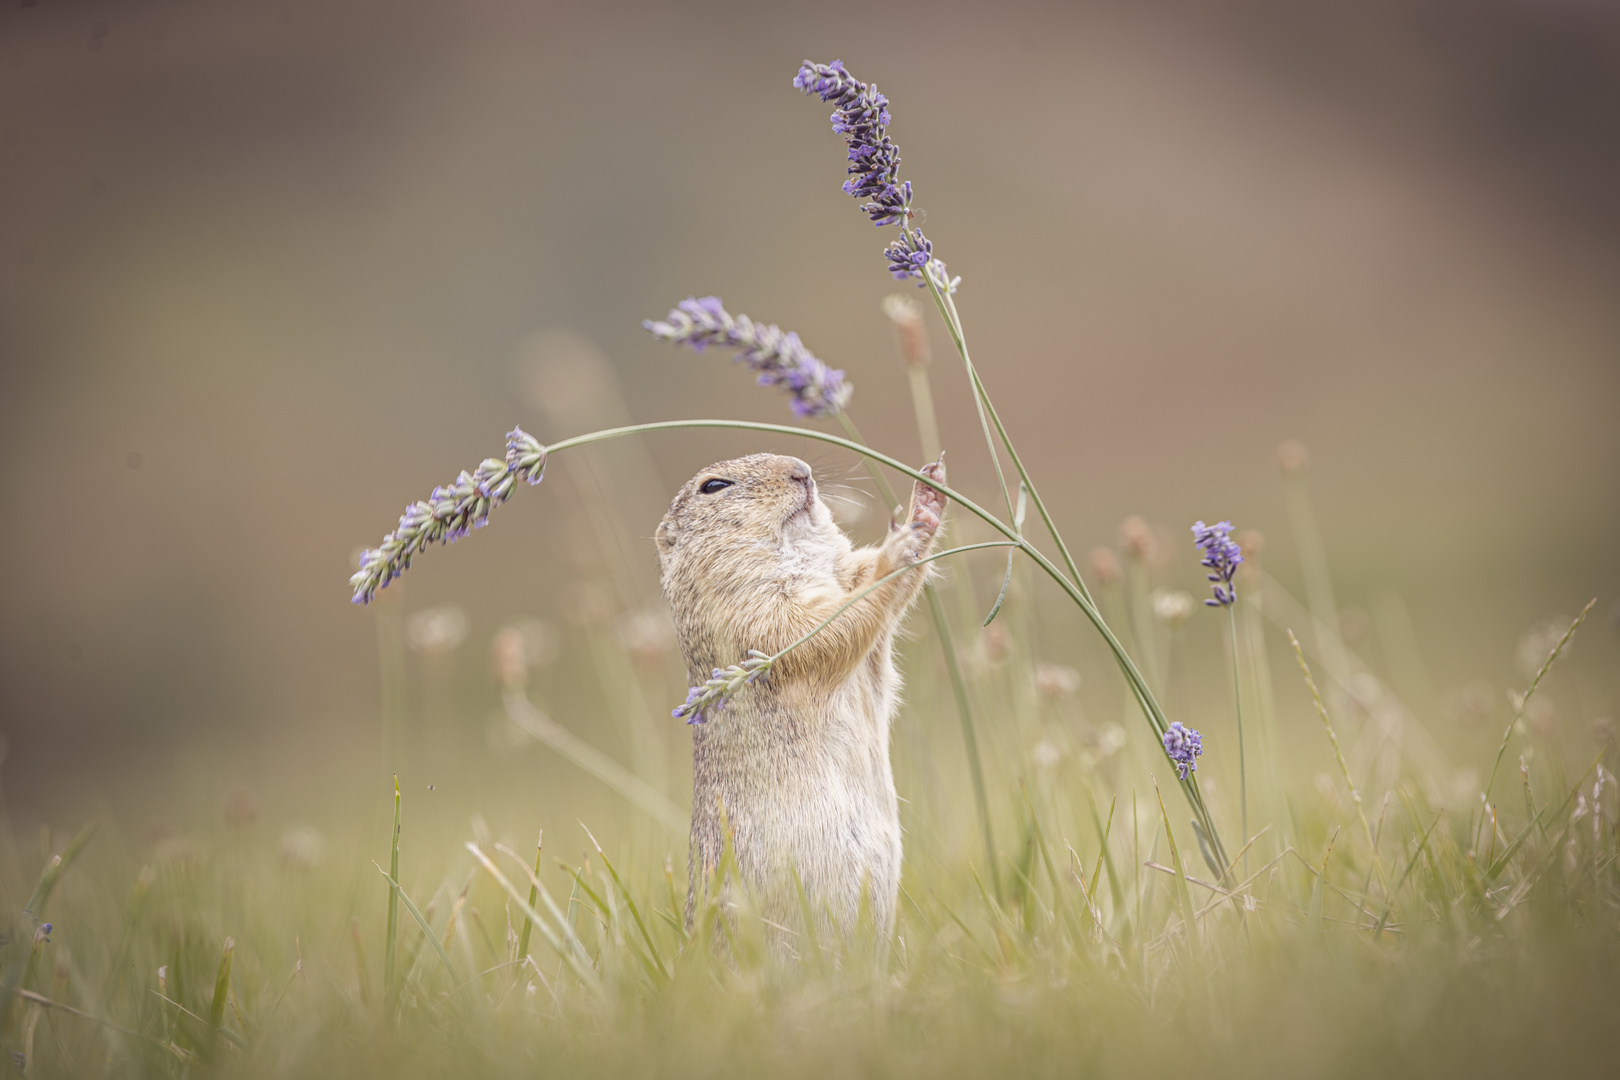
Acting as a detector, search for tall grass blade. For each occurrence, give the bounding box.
[466,843,601,993]
[375,863,458,986]
[580,823,668,979]
[1152,779,1199,946]
[207,937,234,1032]
[515,830,543,963]
[23,820,96,918]
[1306,828,1339,935]
[384,774,401,1007]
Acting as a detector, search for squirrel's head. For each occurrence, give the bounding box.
[656,453,843,585]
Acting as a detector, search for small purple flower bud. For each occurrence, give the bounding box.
[1191,520,1243,607]
[1162,721,1203,780]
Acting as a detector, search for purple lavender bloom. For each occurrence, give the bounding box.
[883,229,960,295]
[1163,721,1204,780]
[793,60,912,227]
[644,297,853,418]
[1192,519,1243,607]
[795,60,961,294]
[349,428,547,605]
[672,651,773,724]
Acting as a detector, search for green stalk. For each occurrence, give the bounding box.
[1228,604,1248,868]
[919,264,1090,600]
[516,830,543,963]
[835,410,1000,902]
[923,271,1225,860]
[914,265,1228,874]
[923,581,999,899]
[383,774,401,1011]
[765,542,1018,663]
[207,937,234,1033]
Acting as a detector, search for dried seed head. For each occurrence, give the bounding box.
[1034,662,1082,698]
[1277,439,1311,477]
[1150,588,1195,624]
[406,604,470,656]
[1088,546,1122,587]
[881,293,931,371]
[1119,516,1157,563]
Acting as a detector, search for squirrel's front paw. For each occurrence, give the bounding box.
[911,460,947,538]
[888,459,947,564]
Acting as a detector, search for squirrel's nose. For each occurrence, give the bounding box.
[785,458,812,483]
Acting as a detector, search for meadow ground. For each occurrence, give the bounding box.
[3,498,1616,1078]
[3,23,1618,1079]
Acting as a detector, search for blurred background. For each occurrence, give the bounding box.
[2,0,1617,855]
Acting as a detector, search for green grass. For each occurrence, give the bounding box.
[3,527,1616,1078]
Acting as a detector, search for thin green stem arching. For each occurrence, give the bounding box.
[921,269,1090,603]
[770,541,1017,663]
[906,240,1014,524]
[915,269,1226,873]
[384,774,401,1012]
[835,409,1000,900]
[419,416,1223,872]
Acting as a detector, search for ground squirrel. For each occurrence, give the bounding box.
[656,452,947,938]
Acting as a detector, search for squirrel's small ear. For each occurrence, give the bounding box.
[656,519,678,553]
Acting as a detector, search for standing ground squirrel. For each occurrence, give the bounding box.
[656,452,947,937]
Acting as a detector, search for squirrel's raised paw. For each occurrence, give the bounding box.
[886,459,947,563]
[912,460,947,533]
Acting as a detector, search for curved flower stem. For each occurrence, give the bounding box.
[835,410,1000,899]
[770,541,1017,662]
[920,263,1089,602]
[915,266,1229,875]
[544,417,1227,874]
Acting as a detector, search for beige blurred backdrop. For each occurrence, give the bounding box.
[2,0,1617,832]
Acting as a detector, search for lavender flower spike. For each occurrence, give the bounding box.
[349,427,547,605]
[644,297,853,418]
[673,651,773,724]
[793,59,912,227]
[794,60,960,294]
[1192,519,1243,607]
[1163,721,1204,780]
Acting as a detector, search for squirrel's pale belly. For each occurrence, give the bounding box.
[690,648,904,933]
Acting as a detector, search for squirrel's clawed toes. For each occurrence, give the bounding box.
[887,460,947,562]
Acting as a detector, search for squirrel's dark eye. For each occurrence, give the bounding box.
[699,478,733,495]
